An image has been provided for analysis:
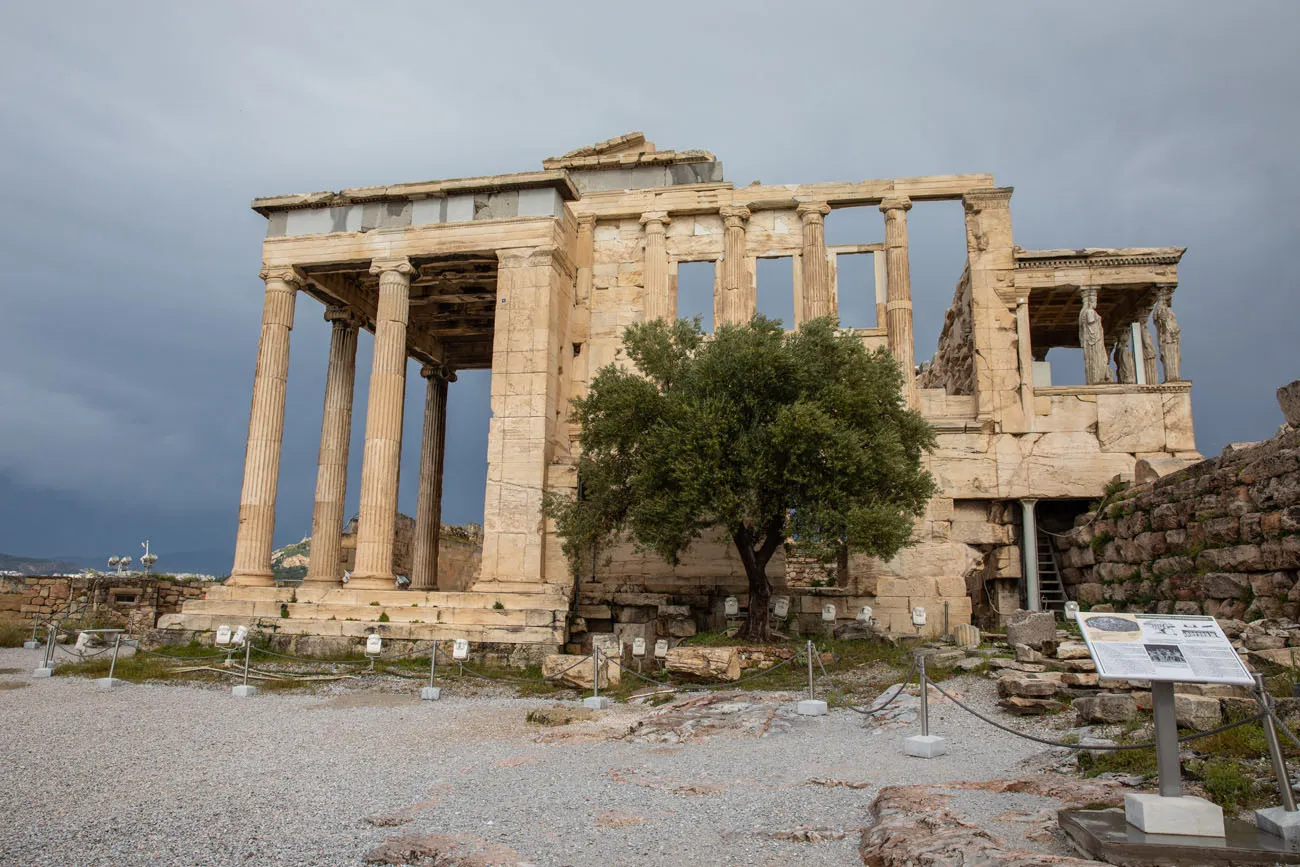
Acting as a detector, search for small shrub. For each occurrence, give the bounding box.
[1199,759,1258,814]
[1091,531,1114,557]
[377,612,390,623]
[493,600,505,610]
[369,601,381,606]
[279,603,290,619]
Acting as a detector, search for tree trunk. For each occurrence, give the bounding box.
[734,522,784,642]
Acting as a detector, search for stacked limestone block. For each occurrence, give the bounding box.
[0,575,205,630]
[1056,428,1300,619]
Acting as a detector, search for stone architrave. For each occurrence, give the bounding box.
[641,211,670,321]
[718,205,751,327]
[305,307,362,585]
[797,202,833,322]
[1078,286,1113,385]
[229,267,302,586]
[1113,324,1137,384]
[1153,283,1182,382]
[880,196,917,406]
[410,363,455,591]
[351,257,415,589]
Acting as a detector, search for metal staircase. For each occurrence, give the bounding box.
[1036,526,1069,612]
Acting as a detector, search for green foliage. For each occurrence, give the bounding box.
[279,603,289,619]
[377,612,390,623]
[493,600,505,610]
[0,625,30,648]
[544,316,935,639]
[1091,531,1113,557]
[1196,759,1260,814]
[369,600,381,606]
[1103,478,1131,499]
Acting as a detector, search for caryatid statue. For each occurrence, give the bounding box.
[1152,283,1182,382]
[1078,286,1114,384]
[1113,325,1137,384]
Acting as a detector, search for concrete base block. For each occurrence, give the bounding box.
[796,699,828,716]
[32,667,54,678]
[1256,806,1300,847]
[583,696,611,710]
[231,684,258,698]
[1125,793,1224,837]
[23,640,39,649]
[95,677,123,690]
[420,686,441,701]
[904,734,949,758]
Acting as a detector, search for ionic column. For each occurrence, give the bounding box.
[717,205,751,327]
[229,267,301,586]
[641,211,670,321]
[410,363,455,591]
[351,257,414,589]
[304,307,363,586]
[797,202,833,322]
[880,196,917,406]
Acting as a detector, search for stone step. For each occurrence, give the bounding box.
[157,613,564,644]
[202,585,568,610]
[179,600,561,627]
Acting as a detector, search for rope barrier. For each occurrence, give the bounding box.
[925,677,1268,751]
[814,651,919,717]
[1269,708,1300,753]
[133,646,232,662]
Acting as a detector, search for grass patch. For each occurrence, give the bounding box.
[0,625,31,647]
[1078,742,1159,780]
[1193,759,1262,814]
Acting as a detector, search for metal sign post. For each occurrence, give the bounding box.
[33,621,57,678]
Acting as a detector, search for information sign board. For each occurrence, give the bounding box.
[1074,612,1252,686]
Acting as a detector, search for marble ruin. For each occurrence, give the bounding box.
[161,132,1196,653]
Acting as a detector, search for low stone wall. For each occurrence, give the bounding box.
[0,575,206,633]
[1055,428,1300,617]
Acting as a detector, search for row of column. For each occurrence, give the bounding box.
[1078,283,1182,386]
[230,258,455,591]
[637,196,917,399]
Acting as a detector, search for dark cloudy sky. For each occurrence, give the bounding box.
[1,2,1296,570]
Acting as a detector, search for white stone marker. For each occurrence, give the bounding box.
[773,596,790,619]
[724,596,739,617]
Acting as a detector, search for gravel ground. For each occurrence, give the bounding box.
[0,646,1077,866]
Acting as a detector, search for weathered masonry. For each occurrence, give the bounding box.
[162,132,1198,650]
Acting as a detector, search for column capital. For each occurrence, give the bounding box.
[576,214,598,231]
[639,211,670,231]
[1078,284,1100,299]
[719,205,752,227]
[878,196,913,214]
[324,306,365,328]
[420,362,457,383]
[259,266,306,287]
[369,256,415,278]
[1154,282,1178,298]
[962,187,1014,213]
[796,201,831,223]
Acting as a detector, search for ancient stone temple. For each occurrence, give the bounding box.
[161,132,1197,651]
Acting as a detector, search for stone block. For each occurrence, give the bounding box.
[796,699,828,716]
[95,677,123,690]
[1124,793,1224,837]
[903,734,948,758]
[952,623,981,648]
[1174,694,1223,731]
[997,671,1063,698]
[1055,641,1091,660]
[665,646,740,681]
[1256,805,1300,846]
[1278,380,1300,428]
[1075,692,1139,724]
[231,684,257,698]
[583,696,611,710]
[420,686,441,701]
[1005,611,1056,649]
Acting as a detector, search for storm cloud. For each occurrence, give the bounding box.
[1,1,1296,568]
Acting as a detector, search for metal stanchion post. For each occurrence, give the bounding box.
[33,622,56,677]
[23,620,39,649]
[584,644,609,709]
[1254,672,1300,842]
[97,633,123,690]
[232,636,256,697]
[421,644,441,701]
[904,651,946,757]
[797,640,827,716]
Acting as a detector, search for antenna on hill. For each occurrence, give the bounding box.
[141,540,158,575]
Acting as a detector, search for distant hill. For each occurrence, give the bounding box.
[0,552,84,575]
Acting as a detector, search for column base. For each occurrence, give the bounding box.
[348,575,396,591]
[227,571,276,588]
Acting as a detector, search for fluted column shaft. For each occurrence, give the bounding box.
[718,205,751,327]
[641,212,670,321]
[1138,302,1159,386]
[410,364,454,591]
[305,307,362,585]
[798,202,833,322]
[880,196,917,407]
[352,258,414,588]
[230,268,300,586]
